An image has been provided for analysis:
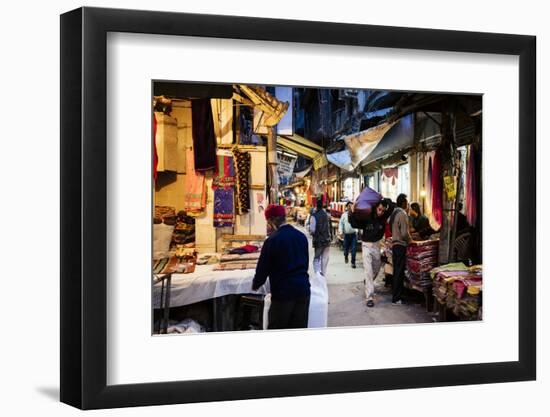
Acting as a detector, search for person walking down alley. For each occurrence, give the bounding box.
[361,199,389,307]
[252,205,311,329]
[309,198,332,277]
[390,193,413,305]
[339,202,358,268]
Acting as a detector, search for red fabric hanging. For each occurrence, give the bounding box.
[153,113,158,181]
[383,167,399,186]
[431,150,443,227]
[466,146,477,226]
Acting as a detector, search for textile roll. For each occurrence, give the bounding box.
[213,188,235,228]
[191,98,217,171]
[233,148,251,214]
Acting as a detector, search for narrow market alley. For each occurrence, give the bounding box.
[296,224,434,327]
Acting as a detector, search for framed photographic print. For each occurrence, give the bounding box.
[60,6,536,410]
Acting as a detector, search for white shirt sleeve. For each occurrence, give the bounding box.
[309,215,316,235]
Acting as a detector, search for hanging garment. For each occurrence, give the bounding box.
[233,148,251,214]
[212,154,236,189]
[431,150,443,227]
[183,147,206,216]
[153,113,158,181]
[466,145,478,226]
[213,188,235,228]
[191,98,217,171]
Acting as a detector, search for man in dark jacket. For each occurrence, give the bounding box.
[361,199,389,307]
[252,204,311,329]
[309,198,332,277]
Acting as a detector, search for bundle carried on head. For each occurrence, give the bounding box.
[349,186,383,228]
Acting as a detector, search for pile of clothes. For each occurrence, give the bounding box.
[407,239,439,273]
[213,244,261,271]
[406,239,439,291]
[431,263,483,320]
[405,271,432,291]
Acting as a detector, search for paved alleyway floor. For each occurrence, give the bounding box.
[294,224,434,327]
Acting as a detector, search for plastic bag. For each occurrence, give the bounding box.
[308,271,328,328]
[166,318,205,334]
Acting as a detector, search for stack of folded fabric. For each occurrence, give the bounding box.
[405,271,432,290]
[213,246,261,271]
[431,267,470,306]
[449,266,483,319]
[406,239,439,291]
[407,239,439,273]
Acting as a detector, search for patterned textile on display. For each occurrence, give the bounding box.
[183,147,206,216]
[154,205,176,224]
[212,154,236,189]
[171,211,196,247]
[213,188,235,228]
[191,98,217,171]
[213,262,258,271]
[233,148,251,214]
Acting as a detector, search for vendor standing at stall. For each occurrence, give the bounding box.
[309,198,332,277]
[252,204,311,329]
[409,202,436,239]
[361,199,389,307]
[390,193,412,305]
[338,202,358,268]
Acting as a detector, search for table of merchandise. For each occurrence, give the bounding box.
[153,263,268,309]
[153,263,269,332]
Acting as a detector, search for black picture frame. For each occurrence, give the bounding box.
[60,6,536,410]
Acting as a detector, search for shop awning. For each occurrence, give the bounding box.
[344,121,397,168]
[277,134,328,170]
[360,114,414,166]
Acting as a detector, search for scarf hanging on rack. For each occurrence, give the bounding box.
[183,147,206,216]
[233,148,251,214]
[212,154,236,189]
[213,188,235,228]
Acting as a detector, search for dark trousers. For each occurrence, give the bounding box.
[343,233,357,264]
[268,295,311,329]
[392,244,407,302]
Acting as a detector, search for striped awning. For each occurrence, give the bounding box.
[277,134,328,170]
